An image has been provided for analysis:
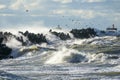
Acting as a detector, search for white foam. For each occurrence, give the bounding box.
[5,37,22,48]
[45,47,72,64]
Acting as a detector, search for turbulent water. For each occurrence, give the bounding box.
[0,29,120,80]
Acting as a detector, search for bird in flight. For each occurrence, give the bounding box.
[26,10,29,12]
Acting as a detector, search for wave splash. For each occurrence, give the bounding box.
[0,26,120,64]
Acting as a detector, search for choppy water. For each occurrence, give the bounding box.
[0,33,120,80]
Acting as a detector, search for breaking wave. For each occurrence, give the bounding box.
[1,26,120,80]
[0,26,120,65]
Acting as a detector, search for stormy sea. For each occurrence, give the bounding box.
[0,27,120,80]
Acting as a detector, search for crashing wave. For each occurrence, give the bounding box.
[0,27,120,64]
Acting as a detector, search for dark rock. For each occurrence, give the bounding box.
[70,28,97,39]
[0,31,13,59]
[50,30,71,40]
[22,31,48,44]
[9,56,13,59]
[0,37,3,44]
[0,44,12,60]
[0,31,13,43]
[16,36,28,46]
[100,30,106,34]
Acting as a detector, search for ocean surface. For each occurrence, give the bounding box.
[0,28,120,80]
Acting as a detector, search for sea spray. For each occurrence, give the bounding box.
[44,46,106,64]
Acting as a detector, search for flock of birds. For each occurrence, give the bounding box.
[0,9,105,30]
[56,15,102,29]
[24,9,100,29]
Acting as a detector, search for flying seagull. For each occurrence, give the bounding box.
[26,10,29,12]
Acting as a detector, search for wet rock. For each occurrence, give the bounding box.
[0,31,13,43]
[0,32,13,59]
[0,44,12,60]
[23,31,48,44]
[70,28,97,39]
[50,30,71,40]
[0,31,48,46]
[0,37,3,44]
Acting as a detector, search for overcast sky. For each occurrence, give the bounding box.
[0,0,120,30]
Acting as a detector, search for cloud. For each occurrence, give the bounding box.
[24,2,39,10]
[51,9,106,19]
[0,4,6,9]
[9,0,44,10]
[0,0,120,30]
[0,13,15,16]
[52,10,65,15]
[81,0,106,3]
[10,0,23,10]
[53,0,73,4]
[71,10,96,19]
[23,0,45,10]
